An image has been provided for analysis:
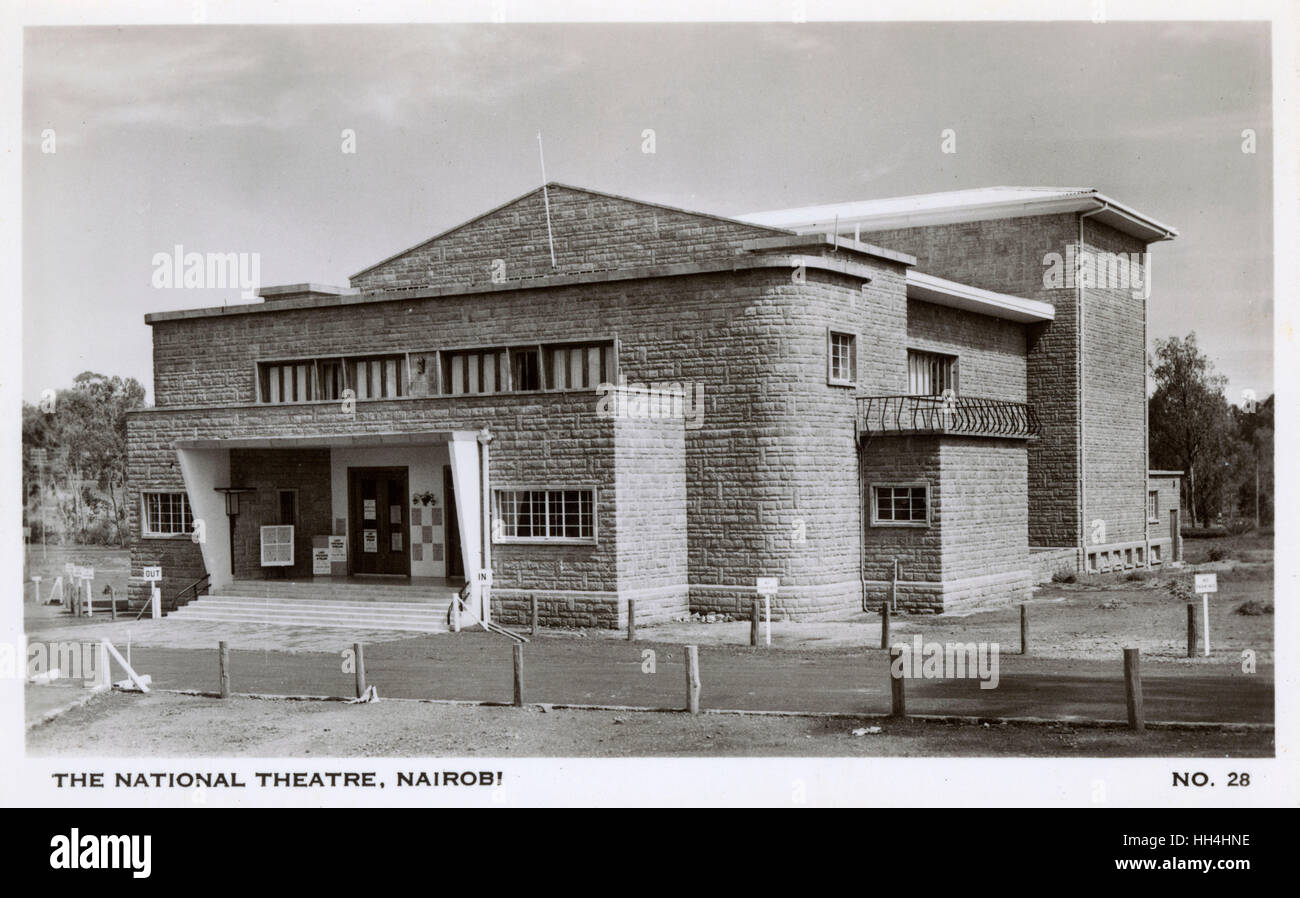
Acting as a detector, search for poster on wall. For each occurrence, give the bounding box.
[327,536,347,561]
[363,529,377,552]
[363,499,376,520]
[312,547,331,575]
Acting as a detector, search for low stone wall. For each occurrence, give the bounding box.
[1029,546,1080,583]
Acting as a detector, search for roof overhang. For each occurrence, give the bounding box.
[173,431,474,450]
[740,187,1178,244]
[907,270,1054,323]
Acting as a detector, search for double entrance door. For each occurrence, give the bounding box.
[348,467,410,576]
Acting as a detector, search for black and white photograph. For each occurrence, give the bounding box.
[1,0,1295,821]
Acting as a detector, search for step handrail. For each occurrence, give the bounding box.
[135,573,210,620]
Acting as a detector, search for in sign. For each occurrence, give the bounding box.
[1194,573,1218,594]
[756,577,779,595]
[477,569,493,586]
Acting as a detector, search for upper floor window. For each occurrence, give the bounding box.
[1147,490,1160,524]
[259,354,405,404]
[142,491,194,537]
[443,347,510,395]
[828,330,857,386]
[546,342,616,390]
[907,350,958,396]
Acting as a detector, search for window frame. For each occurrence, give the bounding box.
[827,329,857,387]
[869,481,932,528]
[491,486,599,545]
[140,490,195,539]
[1147,489,1160,524]
[256,352,407,405]
[906,349,960,397]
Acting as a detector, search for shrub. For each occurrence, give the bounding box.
[1235,600,1274,616]
[1125,570,1151,582]
[1166,579,1194,602]
[1207,546,1230,562]
[1225,517,1256,536]
[1051,571,1076,584]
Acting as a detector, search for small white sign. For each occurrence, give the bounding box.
[77,566,94,581]
[1194,573,1218,594]
[476,569,493,587]
[312,548,331,575]
[756,577,779,595]
[328,536,347,561]
[363,530,377,553]
[143,566,162,581]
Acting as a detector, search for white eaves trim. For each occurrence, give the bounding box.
[907,270,1055,323]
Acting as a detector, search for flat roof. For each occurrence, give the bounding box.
[739,186,1178,244]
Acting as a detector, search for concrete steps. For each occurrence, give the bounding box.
[168,586,457,633]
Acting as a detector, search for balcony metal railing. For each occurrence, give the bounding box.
[856,394,1039,439]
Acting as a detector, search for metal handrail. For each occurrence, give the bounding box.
[134,573,210,620]
[856,394,1039,439]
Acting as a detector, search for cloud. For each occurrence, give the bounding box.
[24,25,588,136]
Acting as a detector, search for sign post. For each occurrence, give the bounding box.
[1194,573,1217,657]
[756,577,778,647]
[144,566,162,619]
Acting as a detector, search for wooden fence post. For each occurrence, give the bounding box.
[353,642,366,698]
[219,641,231,699]
[880,602,891,650]
[512,643,524,707]
[684,645,700,714]
[750,598,760,647]
[1020,604,1028,655]
[626,599,636,641]
[1186,604,1198,659]
[889,646,906,717]
[1123,648,1144,731]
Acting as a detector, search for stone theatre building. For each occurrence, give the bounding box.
[127,183,1183,628]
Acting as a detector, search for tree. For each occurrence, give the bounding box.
[21,372,147,545]
[1147,334,1232,528]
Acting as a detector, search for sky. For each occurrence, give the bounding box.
[21,21,1274,404]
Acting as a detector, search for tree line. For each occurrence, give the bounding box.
[1148,333,1272,530]
[22,372,147,546]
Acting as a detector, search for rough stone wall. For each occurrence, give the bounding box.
[349,184,785,293]
[228,448,332,580]
[906,300,1028,401]
[865,212,1134,553]
[1080,220,1150,549]
[613,413,688,625]
[937,437,1031,603]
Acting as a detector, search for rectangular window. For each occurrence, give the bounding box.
[493,488,596,542]
[544,342,616,390]
[511,348,541,392]
[142,491,194,537]
[1147,490,1160,524]
[442,348,510,395]
[907,350,958,396]
[871,483,930,527]
[828,331,857,386]
[259,354,405,403]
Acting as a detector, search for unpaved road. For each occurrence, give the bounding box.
[27,691,1273,758]
[30,630,1273,724]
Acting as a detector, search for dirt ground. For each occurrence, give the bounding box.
[24,536,1274,664]
[25,690,1273,758]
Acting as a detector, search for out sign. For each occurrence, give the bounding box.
[756,577,779,596]
[143,566,162,581]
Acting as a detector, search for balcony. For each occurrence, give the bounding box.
[856,394,1039,440]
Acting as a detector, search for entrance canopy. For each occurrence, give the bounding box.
[173,430,492,620]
